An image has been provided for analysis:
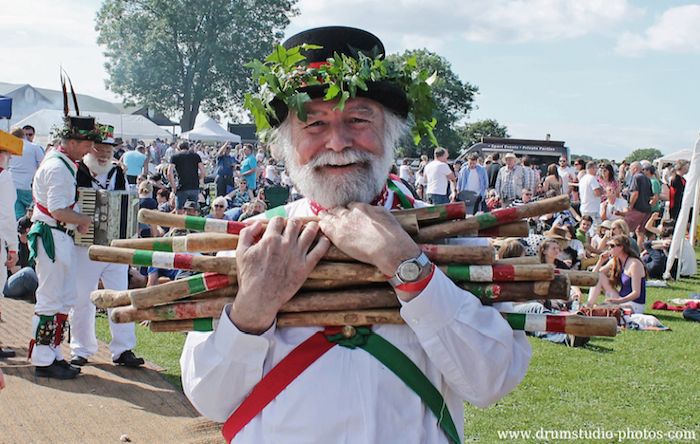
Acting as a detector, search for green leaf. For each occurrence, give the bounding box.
[300,43,323,51]
[286,92,311,121]
[324,83,341,101]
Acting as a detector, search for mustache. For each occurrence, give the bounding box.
[306,149,376,169]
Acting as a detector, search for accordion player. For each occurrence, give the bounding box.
[73,144,138,246]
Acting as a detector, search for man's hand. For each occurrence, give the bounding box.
[4,251,17,268]
[229,218,330,335]
[77,214,92,234]
[319,203,421,277]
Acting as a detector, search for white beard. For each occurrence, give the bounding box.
[83,153,114,176]
[283,146,393,209]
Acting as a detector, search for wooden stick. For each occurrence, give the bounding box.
[494,256,541,265]
[393,202,466,225]
[112,234,496,265]
[92,286,238,309]
[129,272,234,309]
[111,232,237,252]
[113,279,573,323]
[472,221,529,238]
[150,311,617,337]
[460,274,570,301]
[554,269,599,287]
[415,195,570,242]
[138,208,419,236]
[439,264,554,282]
[90,246,388,282]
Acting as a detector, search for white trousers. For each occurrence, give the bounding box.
[70,246,136,360]
[32,232,77,366]
[0,245,6,297]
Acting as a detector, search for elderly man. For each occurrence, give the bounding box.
[28,115,99,379]
[69,124,144,368]
[181,26,530,444]
[494,152,525,207]
[624,161,653,232]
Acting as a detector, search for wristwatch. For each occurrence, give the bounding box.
[388,252,431,287]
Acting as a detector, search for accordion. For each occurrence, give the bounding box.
[74,188,139,246]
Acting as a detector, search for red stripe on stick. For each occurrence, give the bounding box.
[445,203,466,219]
[226,221,247,235]
[545,315,568,334]
[493,207,519,224]
[203,273,231,290]
[492,265,516,281]
[173,253,194,270]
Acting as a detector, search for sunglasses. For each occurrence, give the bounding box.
[214,204,225,208]
[607,243,621,248]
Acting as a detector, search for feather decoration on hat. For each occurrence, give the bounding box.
[61,69,69,117]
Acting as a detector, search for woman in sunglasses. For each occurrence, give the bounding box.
[585,234,647,313]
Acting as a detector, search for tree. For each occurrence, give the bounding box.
[96,0,297,131]
[625,148,664,163]
[387,50,478,158]
[457,119,509,150]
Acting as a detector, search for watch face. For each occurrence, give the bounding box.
[398,261,421,282]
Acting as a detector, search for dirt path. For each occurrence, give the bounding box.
[0,297,224,443]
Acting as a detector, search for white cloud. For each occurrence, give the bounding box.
[615,5,700,56]
[289,0,638,51]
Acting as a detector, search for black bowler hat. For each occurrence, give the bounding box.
[270,26,409,125]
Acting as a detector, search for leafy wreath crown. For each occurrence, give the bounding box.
[244,44,438,145]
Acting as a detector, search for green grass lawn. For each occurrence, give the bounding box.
[96,253,700,443]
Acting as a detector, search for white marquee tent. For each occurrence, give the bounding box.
[16,109,172,145]
[664,133,700,279]
[180,116,241,143]
[656,149,692,164]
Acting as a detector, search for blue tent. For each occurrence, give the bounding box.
[0,96,12,119]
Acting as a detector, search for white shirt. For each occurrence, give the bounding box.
[0,170,19,251]
[8,139,44,190]
[557,165,576,194]
[424,160,452,195]
[465,166,481,193]
[181,197,531,444]
[601,197,628,221]
[578,173,602,213]
[399,164,412,182]
[31,150,78,229]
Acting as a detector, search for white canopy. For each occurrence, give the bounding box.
[656,149,692,164]
[16,109,172,145]
[664,133,700,279]
[180,116,241,143]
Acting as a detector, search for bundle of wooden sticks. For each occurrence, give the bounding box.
[88,195,617,338]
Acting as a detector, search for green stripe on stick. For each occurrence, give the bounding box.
[503,312,526,331]
[187,275,206,295]
[132,250,154,267]
[152,240,174,252]
[444,265,471,281]
[193,318,214,332]
[184,216,207,232]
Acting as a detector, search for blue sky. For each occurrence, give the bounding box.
[2,0,698,159]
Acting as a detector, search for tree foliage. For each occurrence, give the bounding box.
[457,119,509,150]
[625,148,664,163]
[386,49,478,158]
[95,0,297,131]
